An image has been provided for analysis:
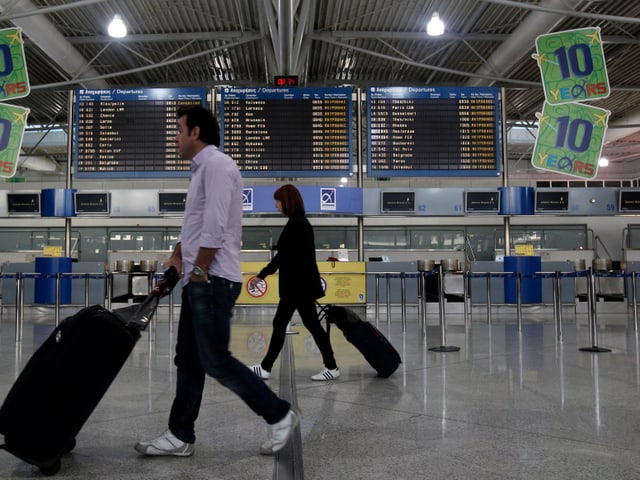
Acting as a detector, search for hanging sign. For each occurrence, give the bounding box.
[533,27,609,105]
[0,27,30,101]
[531,101,609,179]
[0,103,29,178]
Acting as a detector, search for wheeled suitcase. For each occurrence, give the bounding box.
[0,267,180,475]
[319,304,402,378]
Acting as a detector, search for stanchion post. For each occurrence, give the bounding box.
[105,271,112,309]
[55,272,61,327]
[417,272,424,335]
[429,264,460,352]
[552,271,563,342]
[375,274,380,329]
[632,271,638,333]
[579,268,611,353]
[463,271,469,329]
[15,273,23,343]
[486,273,492,325]
[385,273,391,338]
[516,272,522,332]
[400,272,407,334]
[84,273,90,307]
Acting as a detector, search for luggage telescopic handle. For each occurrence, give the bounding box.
[152,266,180,298]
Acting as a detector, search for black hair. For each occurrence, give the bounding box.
[274,184,305,217]
[177,105,220,147]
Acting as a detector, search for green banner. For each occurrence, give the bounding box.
[0,104,29,178]
[531,102,609,179]
[534,27,609,105]
[0,27,30,101]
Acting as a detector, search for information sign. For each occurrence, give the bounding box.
[74,88,206,178]
[367,86,500,176]
[221,87,352,177]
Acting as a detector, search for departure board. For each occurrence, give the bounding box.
[221,87,352,177]
[368,86,500,176]
[74,88,206,178]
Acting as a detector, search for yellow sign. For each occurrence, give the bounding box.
[514,244,534,256]
[42,245,62,257]
[239,261,366,305]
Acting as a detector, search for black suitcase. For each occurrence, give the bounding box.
[0,267,180,475]
[319,304,402,378]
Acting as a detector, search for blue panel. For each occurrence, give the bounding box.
[499,186,534,215]
[242,186,362,214]
[34,257,72,304]
[41,188,76,217]
[504,256,541,303]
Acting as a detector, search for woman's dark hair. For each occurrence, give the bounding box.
[274,184,305,217]
[177,105,220,147]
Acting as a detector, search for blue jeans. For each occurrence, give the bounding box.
[168,276,290,444]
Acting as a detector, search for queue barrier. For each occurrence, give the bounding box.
[0,271,174,343]
[2,268,638,351]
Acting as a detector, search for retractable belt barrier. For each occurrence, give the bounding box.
[0,271,176,343]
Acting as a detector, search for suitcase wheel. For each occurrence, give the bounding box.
[39,458,61,476]
[64,438,76,453]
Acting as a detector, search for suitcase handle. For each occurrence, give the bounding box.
[115,266,180,331]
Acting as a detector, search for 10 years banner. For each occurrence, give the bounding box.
[531,27,610,179]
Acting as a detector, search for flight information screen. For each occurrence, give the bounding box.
[367,86,500,176]
[74,88,206,178]
[221,87,352,177]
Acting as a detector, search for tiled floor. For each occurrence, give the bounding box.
[1,303,640,479]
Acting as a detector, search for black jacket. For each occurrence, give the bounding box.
[258,213,325,300]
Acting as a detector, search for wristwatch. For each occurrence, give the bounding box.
[192,265,206,277]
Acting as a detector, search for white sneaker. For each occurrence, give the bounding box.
[134,429,194,456]
[260,407,301,455]
[249,364,270,380]
[311,367,340,381]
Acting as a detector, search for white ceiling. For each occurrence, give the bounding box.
[3,0,640,180]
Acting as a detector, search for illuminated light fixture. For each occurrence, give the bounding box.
[598,157,609,167]
[108,14,127,38]
[426,12,445,36]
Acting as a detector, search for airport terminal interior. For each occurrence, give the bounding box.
[2,1,640,479]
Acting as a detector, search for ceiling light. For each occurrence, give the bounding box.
[598,157,609,167]
[108,14,127,38]
[426,12,444,37]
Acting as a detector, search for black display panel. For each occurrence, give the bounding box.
[221,87,352,177]
[381,191,415,213]
[619,190,640,213]
[368,86,500,176]
[535,190,569,212]
[74,88,206,178]
[159,192,187,213]
[464,191,499,213]
[74,192,110,214]
[7,193,40,214]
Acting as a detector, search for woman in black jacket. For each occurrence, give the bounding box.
[248,184,339,381]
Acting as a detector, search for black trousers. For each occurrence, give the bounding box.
[261,297,337,371]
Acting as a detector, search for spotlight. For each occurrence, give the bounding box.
[108,14,127,38]
[426,12,444,36]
